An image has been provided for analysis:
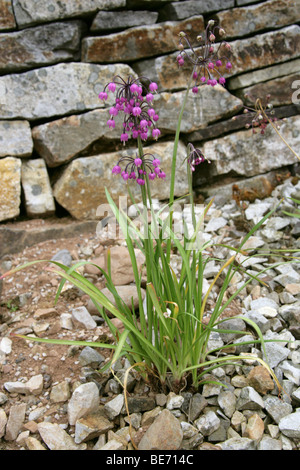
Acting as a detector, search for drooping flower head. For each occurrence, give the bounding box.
[112,152,166,186]
[186,143,210,171]
[241,94,279,135]
[99,75,160,144]
[176,20,232,92]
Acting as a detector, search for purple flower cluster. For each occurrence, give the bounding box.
[177,20,232,93]
[186,143,209,171]
[99,75,160,144]
[112,152,166,185]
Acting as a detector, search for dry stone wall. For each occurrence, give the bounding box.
[0,0,299,222]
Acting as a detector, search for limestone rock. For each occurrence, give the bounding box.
[138,409,183,450]
[0,0,16,30]
[98,285,146,312]
[160,0,234,20]
[202,115,300,178]
[243,413,264,441]
[0,21,82,73]
[32,109,121,167]
[228,58,300,91]
[74,411,114,444]
[0,409,7,439]
[5,403,26,441]
[67,382,100,426]
[229,25,300,76]
[21,159,55,218]
[153,87,243,133]
[37,422,87,450]
[82,16,204,63]
[12,0,126,27]
[278,411,300,439]
[105,246,145,286]
[0,62,136,120]
[247,366,275,395]
[215,0,300,39]
[71,306,97,330]
[0,157,21,222]
[91,10,158,32]
[53,140,188,220]
[0,120,32,158]
[237,73,300,107]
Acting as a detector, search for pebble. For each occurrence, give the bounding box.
[278,411,300,439]
[138,409,183,450]
[67,382,100,426]
[37,422,87,450]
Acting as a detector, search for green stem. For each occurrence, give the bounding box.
[167,74,193,261]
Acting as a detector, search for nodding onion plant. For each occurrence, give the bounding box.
[2,22,289,397]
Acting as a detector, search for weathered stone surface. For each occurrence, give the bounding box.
[278,411,300,439]
[202,115,300,178]
[0,62,135,121]
[138,409,183,450]
[133,51,187,92]
[228,58,300,91]
[5,403,26,441]
[229,25,300,76]
[215,0,300,39]
[153,87,243,133]
[0,157,21,222]
[99,285,146,309]
[137,25,300,92]
[0,120,32,158]
[91,10,158,32]
[53,140,188,220]
[67,382,100,426]
[12,0,126,27]
[160,0,234,20]
[82,16,204,63]
[0,0,16,30]
[0,219,98,257]
[37,422,87,450]
[243,413,264,441]
[0,21,83,73]
[32,109,121,167]
[21,159,55,218]
[237,73,300,107]
[74,412,114,444]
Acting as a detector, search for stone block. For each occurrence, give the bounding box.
[159,0,234,20]
[12,0,126,27]
[215,0,300,39]
[0,21,83,74]
[0,0,16,30]
[21,159,55,218]
[91,10,158,32]
[236,73,300,107]
[228,58,300,90]
[32,109,122,167]
[0,62,136,121]
[229,25,300,76]
[153,86,243,133]
[53,140,188,220]
[0,157,21,222]
[82,16,204,63]
[202,115,300,178]
[0,120,33,158]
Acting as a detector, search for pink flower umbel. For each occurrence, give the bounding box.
[112,152,166,186]
[176,21,232,90]
[98,75,161,144]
